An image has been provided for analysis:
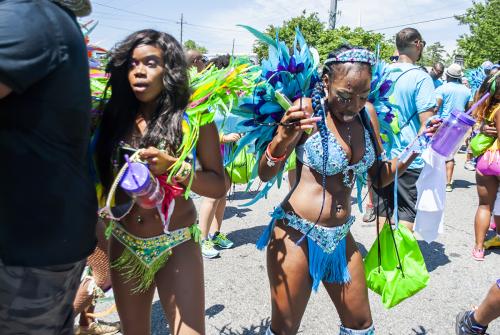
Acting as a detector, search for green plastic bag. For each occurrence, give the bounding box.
[225,145,256,185]
[364,223,430,309]
[470,133,495,157]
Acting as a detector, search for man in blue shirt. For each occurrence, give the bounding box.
[435,64,472,192]
[430,62,444,88]
[374,27,436,232]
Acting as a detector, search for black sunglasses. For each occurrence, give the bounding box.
[414,40,426,48]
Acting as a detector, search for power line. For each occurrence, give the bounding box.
[368,15,463,32]
[93,2,177,23]
[363,0,471,29]
[93,2,242,35]
[183,22,240,33]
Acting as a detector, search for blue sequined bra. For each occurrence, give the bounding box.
[295,126,376,187]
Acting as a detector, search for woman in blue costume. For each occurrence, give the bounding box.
[95,30,227,334]
[257,44,429,335]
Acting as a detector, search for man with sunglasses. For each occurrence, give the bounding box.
[185,49,207,73]
[374,27,436,232]
[430,62,445,88]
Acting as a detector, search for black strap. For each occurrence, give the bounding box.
[359,108,379,157]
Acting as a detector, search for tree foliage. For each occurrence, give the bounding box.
[418,42,447,67]
[183,39,208,54]
[456,0,500,67]
[253,10,394,62]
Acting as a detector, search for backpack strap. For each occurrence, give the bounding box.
[392,66,425,131]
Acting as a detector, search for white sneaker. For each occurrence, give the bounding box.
[464,161,476,171]
[201,239,219,258]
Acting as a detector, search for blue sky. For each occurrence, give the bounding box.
[85,0,475,56]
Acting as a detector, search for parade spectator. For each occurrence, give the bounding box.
[434,64,472,191]
[482,61,494,76]
[430,62,445,88]
[463,77,471,89]
[185,49,207,73]
[0,0,97,333]
[374,28,436,232]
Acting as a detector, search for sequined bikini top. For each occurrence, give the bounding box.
[295,125,376,187]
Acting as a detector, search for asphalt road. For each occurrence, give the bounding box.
[101,153,499,334]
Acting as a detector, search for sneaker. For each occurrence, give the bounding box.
[212,232,234,249]
[489,219,496,231]
[464,161,476,171]
[362,206,376,223]
[201,239,219,258]
[75,321,120,335]
[455,311,489,334]
[472,248,485,261]
[484,235,500,249]
[446,183,453,192]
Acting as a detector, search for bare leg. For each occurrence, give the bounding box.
[474,173,498,250]
[199,197,220,239]
[206,172,231,239]
[109,237,156,335]
[74,220,112,326]
[474,282,500,326]
[209,195,226,235]
[156,239,205,335]
[267,221,312,335]
[446,160,455,185]
[323,233,372,329]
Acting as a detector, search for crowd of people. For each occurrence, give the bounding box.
[0,1,499,335]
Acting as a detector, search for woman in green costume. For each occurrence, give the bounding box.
[95,30,227,335]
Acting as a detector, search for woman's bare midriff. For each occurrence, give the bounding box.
[282,164,353,228]
[118,195,197,238]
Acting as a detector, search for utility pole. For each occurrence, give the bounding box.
[231,38,235,57]
[177,13,184,45]
[329,0,338,29]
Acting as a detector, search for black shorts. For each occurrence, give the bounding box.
[373,168,422,223]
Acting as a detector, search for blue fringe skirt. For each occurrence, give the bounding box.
[257,207,355,291]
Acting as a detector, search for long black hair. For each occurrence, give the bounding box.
[95,29,190,192]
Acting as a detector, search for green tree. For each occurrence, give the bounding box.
[316,27,393,62]
[456,0,500,67]
[253,10,324,60]
[183,39,208,54]
[418,41,447,67]
[252,10,393,62]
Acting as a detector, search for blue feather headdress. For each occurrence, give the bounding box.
[464,66,487,97]
[368,60,403,155]
[228,26,320,205]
